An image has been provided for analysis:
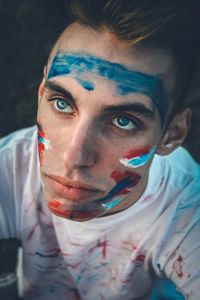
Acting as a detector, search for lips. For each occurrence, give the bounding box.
[44,174,102,201]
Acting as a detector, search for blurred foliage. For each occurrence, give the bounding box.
[0,0,199,162]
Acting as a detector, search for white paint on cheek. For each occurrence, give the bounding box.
[119,146,157,169]
[165,143,174,149]
[43,138,52,150]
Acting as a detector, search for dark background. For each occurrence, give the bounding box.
[0,0,199,298]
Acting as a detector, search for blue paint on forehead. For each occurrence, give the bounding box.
[75,78,94,91]
[48,50,167,123]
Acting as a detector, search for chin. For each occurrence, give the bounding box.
[47,198,103,221]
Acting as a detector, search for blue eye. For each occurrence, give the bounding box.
[54,99,73,113]
[112,116,136,130]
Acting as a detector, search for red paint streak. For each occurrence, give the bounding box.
[132,254,145,263]
[27,222,38,241]
[37,122,45,164]
[49,200,61,208]
[111,170,141,195]
[173,255,184,278]
[48,200,70,217]
[108,267,117,284]
[111,171,141,185]
[68,236,82,247]
[89,243,99,254]
[101,236,107,259]
[121,240,137,252]
[123,147,151,159]
[143,194,153,201]
[48,247,61,255]
[89,236,107,258]
[48,200,100,220]
[66,262,82,269]
[121,278,132,284]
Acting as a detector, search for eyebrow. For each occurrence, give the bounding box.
[45,80,75,104]
[103,103,155,120]
[45,80,155,120]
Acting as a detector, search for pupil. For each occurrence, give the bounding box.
[118,117,129,127]
[57,100,66,109]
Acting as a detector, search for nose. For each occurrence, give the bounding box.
[63,120,97,172]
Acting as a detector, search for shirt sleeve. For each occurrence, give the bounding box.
[0,148,18,239]
[0,127,39,241]
[160,182,200,300]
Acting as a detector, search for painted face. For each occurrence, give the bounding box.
[37,24,174,221]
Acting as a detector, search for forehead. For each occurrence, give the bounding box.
[47,23,177,121]
[48,51,166,120]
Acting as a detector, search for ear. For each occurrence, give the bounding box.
[38,66,47,104]
[156,108,192,156]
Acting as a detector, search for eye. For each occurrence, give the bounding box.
[112,116,136,130]
[54,98,73,113]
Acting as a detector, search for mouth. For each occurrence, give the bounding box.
[44,174,103,201]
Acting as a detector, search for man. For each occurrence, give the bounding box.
[0,0,200,299]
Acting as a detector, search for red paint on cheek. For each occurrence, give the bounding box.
[111,171,141,195]
[48,200,74,219]
[37,122,45,164]
[123,146,151,159]
[38,142,45,163]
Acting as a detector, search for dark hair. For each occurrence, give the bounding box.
[64,0,200,113]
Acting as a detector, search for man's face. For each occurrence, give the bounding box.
[37,23,176,221]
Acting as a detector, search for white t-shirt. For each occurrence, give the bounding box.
[0,126,200,300]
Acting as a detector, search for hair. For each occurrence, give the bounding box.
[63,0,200,116]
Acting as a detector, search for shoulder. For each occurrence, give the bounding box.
[0,126,37,154]
[0,125,39,198]
[163,146,200,177]
[152,147,200,192]
[150,149,200,292]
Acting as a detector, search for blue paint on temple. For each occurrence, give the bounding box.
[48,51,167,123]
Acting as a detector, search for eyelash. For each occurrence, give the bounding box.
[47,96,75,116]
[109,114,144,134]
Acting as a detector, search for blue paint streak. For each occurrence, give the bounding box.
[48,51,167,123]
[101,197,124,209]
[38,135,45,145]
[75,78,94,91]
[95,175,133,205]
